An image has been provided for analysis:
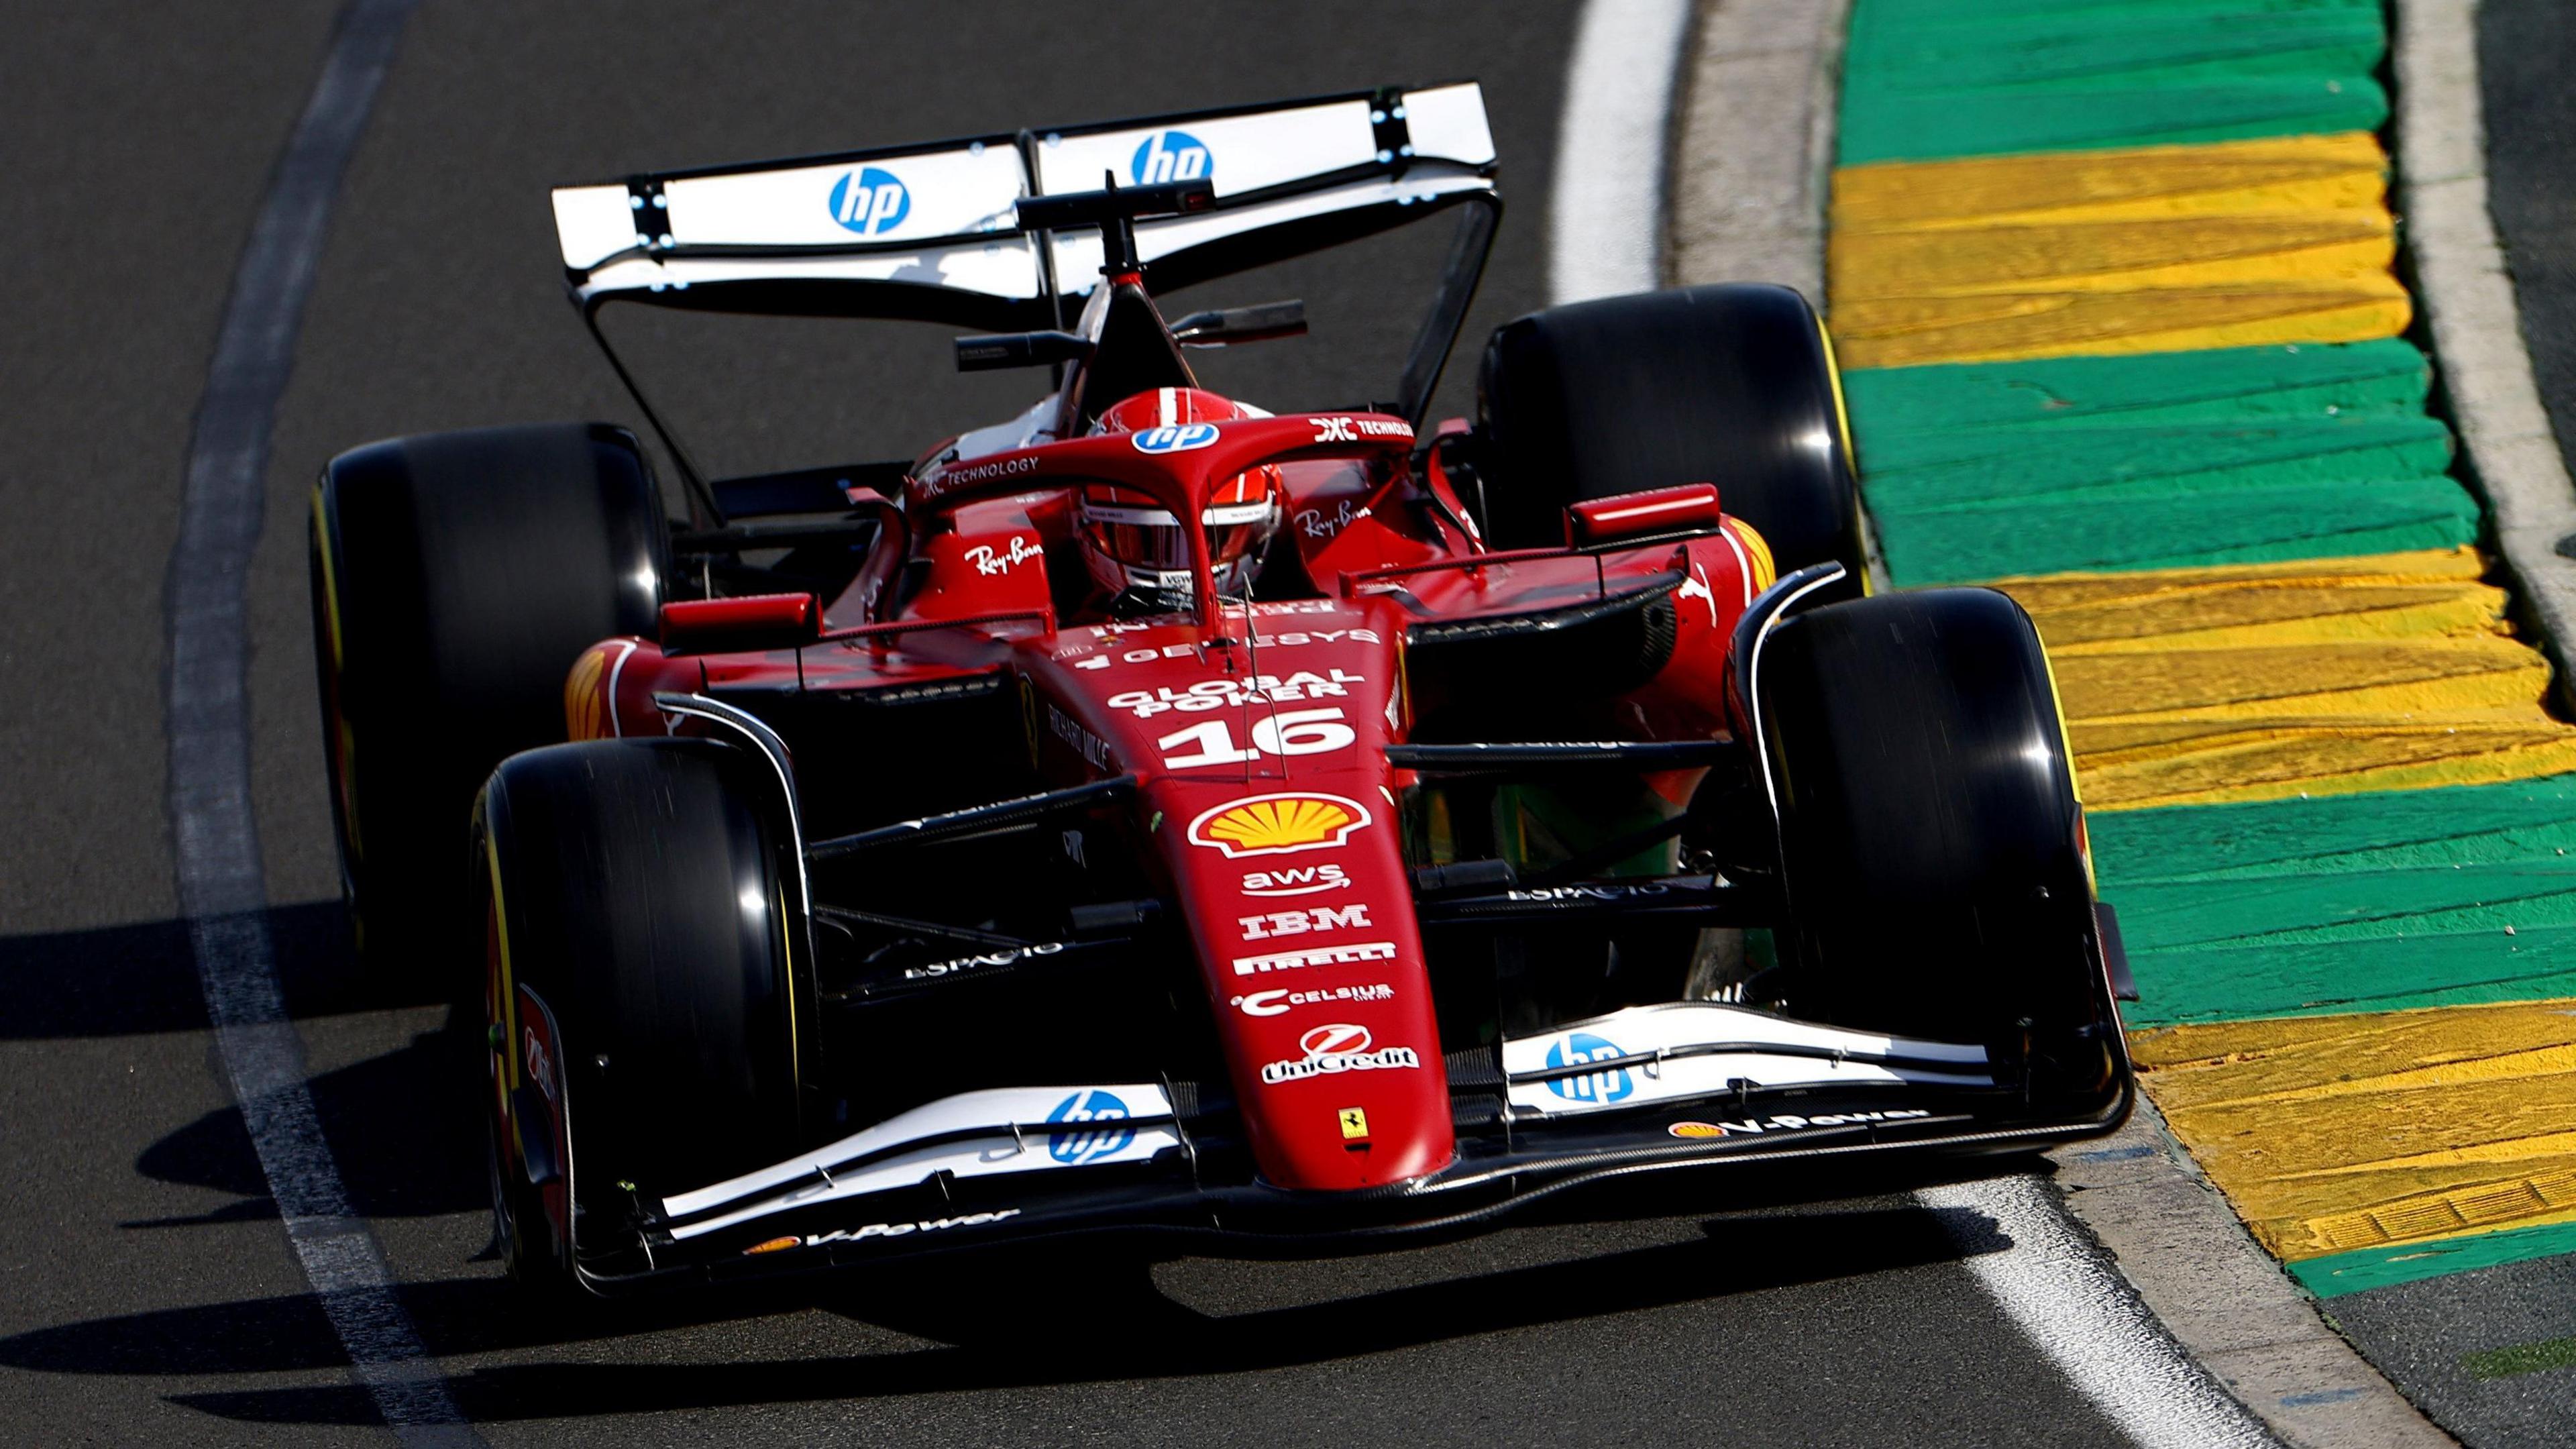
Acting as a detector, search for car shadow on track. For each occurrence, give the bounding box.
[0,1163,2025,1427]
[127,1015,488,1225]
[0,902,491,1224]
[0,901,445,1042]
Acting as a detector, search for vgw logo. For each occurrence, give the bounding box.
[1130,422,1220,453]
[1544,1032,1633,1104]
[1131,129,1212,185]
[1044,1088,1133,1165]
[826,166,910,236]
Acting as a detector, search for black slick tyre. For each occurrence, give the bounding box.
[478,738,804,1296]
[1752,588,2119,1103]
[1476,282,1864,580]
[310,423,667,977]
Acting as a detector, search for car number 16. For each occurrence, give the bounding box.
[1157,708,1355,769]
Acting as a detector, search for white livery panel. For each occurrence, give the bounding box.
[661,1083,1179,1241]
[1503,1002,1992,1118]
[550,83,1497,311]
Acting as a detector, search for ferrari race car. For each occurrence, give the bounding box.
[308,84,2135,1297]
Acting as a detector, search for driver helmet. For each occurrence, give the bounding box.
[1083,387,1283,612]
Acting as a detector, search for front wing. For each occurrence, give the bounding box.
[576,1000,2131,1293]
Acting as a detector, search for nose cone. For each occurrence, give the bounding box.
[1173,796,1456,1189]
[1044,603,1455,1192]
[1238,1012,1456,1187]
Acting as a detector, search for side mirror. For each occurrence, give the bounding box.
[1564,483,1723,545]
[659,592,818,655]
[955,330,1094,372]
[1171,299,1307,347]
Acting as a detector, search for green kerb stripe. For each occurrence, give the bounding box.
[1841,0,2387,164]
[2092,780,2576,1024]
[2292,1219,2576,1298]
[1843,343,2477,583]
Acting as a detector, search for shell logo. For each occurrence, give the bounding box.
[564,645,610,741]
[1186,792,1372,859]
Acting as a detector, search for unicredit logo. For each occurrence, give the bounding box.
[1260,1021,1421,1085]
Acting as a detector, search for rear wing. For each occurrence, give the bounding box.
[550,82,1499,331]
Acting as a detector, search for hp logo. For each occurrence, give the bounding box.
[1543,1032,1633,1104]
[1131,129,1212,186]
[1130,422,1220,453]
[826,166,910,237]
[1045,1089,1134,1165]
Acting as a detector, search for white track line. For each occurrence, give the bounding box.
[165,0,478,1442]
[1554,5,2282,1445]
[1550,0,1694,303]
[1919,1177,2275,1448]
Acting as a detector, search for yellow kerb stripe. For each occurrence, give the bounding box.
[1827,133,2412,368]
[2133,1001,2576,1258]
[1979,551,2576,808]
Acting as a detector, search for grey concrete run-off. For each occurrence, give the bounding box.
[1667,0,1849,301]
[2394,0,2576,709]
[1669,0,1898,588]
[1668,2,2462,1445]
[2049,1106,2459,1449]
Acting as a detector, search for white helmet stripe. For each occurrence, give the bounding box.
[1084,502,1182,527]
[1159,386,1176,427]
[1085,500,1275,528]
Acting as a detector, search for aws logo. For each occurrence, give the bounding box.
[1131,129,1212,186]
[826,166,910,236]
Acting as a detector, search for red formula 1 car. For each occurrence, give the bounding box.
[308,85,2133,1296]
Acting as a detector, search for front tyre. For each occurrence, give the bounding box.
[1754,588,2121,1109]
[478,738,804,1297]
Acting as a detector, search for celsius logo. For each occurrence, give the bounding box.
[826,166,910,236]
[1130,422,1220,454]
[1131,129,1212,185]
[1044,1088,1133,1165]
[1544,1032,1633,1104]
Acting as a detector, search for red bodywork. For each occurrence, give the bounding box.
[565,409,1772,1193]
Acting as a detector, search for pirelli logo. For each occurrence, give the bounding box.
[1230,941,1399,977]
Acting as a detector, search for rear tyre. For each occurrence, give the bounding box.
[1476,282,1864,581]
[311,423,668,977]
[1754,589,2118,1102]
[478,738,804,1296]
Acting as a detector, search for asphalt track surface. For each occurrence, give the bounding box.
[2485,0,2576,498]
[0,5,2134,1444]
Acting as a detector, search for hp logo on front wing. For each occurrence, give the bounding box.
[1544,1032,1633,1104]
